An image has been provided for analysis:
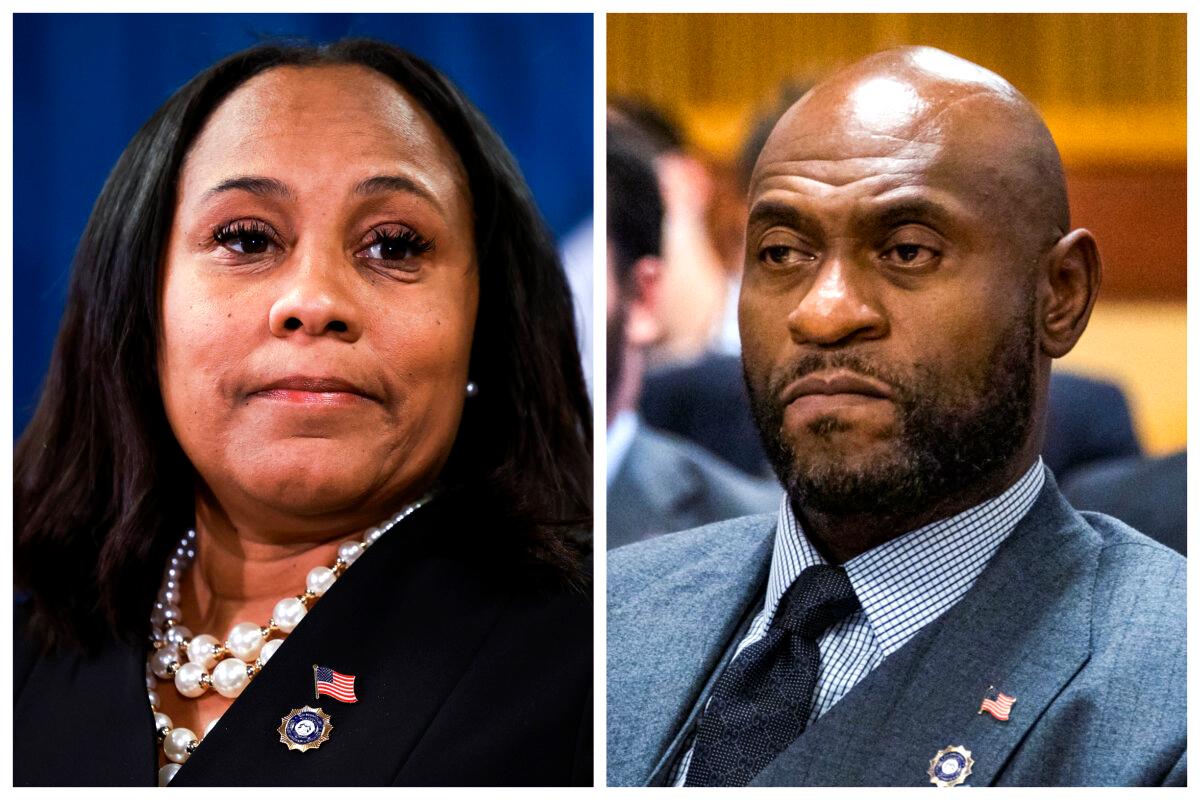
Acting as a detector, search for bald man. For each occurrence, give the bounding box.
[607,47,1185,787]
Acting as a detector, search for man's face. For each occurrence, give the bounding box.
[739,83,1040,517]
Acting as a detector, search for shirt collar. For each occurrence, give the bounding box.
[762,459,1045,655]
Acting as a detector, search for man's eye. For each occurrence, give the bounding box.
[763,245,794,264]
[758,243,812,268]
[882,242,939,268]
[213,221,277,255]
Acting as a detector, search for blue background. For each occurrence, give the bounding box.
[14,13,593,437]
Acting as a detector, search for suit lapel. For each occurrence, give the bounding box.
[646,592,764,786]
[173,499,510,786]
[751,477,1098,786]
[607,515,775,786]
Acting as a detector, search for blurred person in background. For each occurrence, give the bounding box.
[607,131,778,550]
[609,98,730,367]
[1063,450,1186,556]
[561,215,595,398]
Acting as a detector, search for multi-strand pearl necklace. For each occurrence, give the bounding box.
[145,495,432,786]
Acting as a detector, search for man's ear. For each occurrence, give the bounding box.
[1038,228,1101,359]
[625,255,663,347]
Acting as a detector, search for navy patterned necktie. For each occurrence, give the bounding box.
[684,564,861,787]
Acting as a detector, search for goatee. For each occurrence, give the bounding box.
[746,315,1036,519]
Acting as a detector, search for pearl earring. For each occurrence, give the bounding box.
[465,381,479,398]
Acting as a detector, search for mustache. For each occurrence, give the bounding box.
[765,352,912,404]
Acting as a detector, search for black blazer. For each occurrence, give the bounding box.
[15,492,592,786]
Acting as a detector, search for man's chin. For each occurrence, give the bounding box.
[783,447,929,517]
[782,421,898,464]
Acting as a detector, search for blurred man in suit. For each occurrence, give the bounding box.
[1044,371,1141,481]
[1064,450,1186,555]
[606,132,778,550]
[608,47,1184,786]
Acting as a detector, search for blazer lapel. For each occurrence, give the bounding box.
[752,476,1098,787]
[173,499,510,786]
[607,514,775,786]
[645,591,764,786]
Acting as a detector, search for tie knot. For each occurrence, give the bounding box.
[773,564,860,639]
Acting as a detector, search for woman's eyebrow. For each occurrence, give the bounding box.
[354,174,442,211]
[204,175,294,201]
[200,174,442,211]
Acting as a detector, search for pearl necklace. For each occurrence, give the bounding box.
[145,495,432,786]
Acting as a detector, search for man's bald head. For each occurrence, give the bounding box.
[738,46,1101,559]
[755,47,1069,260]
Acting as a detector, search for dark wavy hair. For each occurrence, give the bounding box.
[15,39,592,649]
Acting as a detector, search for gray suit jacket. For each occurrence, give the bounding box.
[607,424,780,550]
[607,470,1186,786]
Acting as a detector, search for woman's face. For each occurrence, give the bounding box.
[159,65,478,529]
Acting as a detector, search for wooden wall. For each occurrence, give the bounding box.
[609,14,1185,163]
[608,13,1187,301]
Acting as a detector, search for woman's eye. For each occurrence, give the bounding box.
[213,221,278,256]
[357,227,433,266]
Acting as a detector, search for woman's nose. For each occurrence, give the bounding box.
[267,255,362,342]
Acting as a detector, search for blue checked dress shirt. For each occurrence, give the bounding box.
[672,459,1046,785]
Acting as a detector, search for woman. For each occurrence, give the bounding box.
[14,39,592,787]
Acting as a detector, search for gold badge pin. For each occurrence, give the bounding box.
[278,706,333,752]
[928,744,974,787]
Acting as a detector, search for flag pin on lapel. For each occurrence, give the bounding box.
[979,685,1016,721]
[314,664,359,703]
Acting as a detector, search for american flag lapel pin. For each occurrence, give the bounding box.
[314,663,359,703]
[978,685,1016,721]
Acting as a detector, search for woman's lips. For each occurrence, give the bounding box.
[252,388,367,406]
[249,376,374,406]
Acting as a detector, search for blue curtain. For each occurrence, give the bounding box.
[14,13,593,437]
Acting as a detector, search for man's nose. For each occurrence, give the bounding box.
[786,252,887,346]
